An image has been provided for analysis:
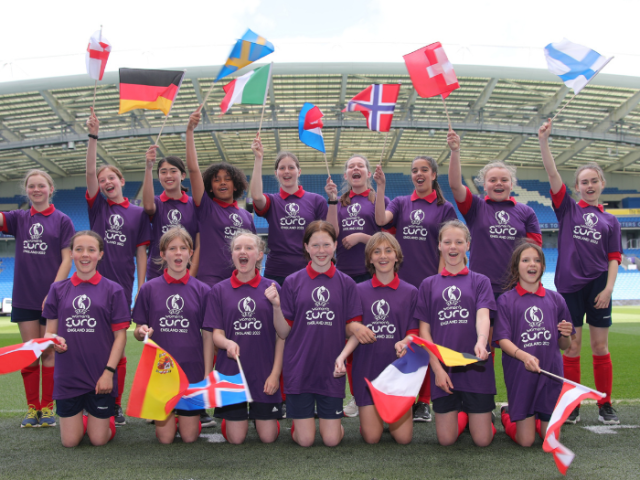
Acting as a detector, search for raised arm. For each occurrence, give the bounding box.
[373,165,394,226]
[250,135,268,211]
[189,233,200,277]
[142,146,158,215]
[85,107,100,198]
[447,129,467,203]
[538,119,563,195]
[186,110,204,206]
[136,245,147,297]
[325,177,339,234]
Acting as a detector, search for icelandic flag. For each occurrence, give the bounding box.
[174,370,252,411]
[544,39,613,94]
[298,103,325,153]
[343,84,400,132]
[365,340,431,424]
[543,381,605,475]
[0,338,61,375]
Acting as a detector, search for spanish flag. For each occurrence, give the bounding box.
[411,335,485,367]
[118,68,185,116]
[126,337,189,421]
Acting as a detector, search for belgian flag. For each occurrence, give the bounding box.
[118,68,185,116]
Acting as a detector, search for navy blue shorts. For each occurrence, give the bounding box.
[11,307,46,326]
[432,391,496,415]
[56,392,115,419]
[214,402,282,421]
[286,393,343,420]
[561,271,612,328]
[528,412,552,422]
[174,409,204,417]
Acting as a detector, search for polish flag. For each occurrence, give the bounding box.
[0,338,60,375]
[403,42,460,99]
[86,30,112,81]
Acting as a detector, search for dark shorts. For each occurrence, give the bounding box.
[561,271,612,328]
[432,391,496,415]
[286,393,343,420]
[11,307,46,326]
[263,273,287,287]
[528,412,552,422]
[56,392,115,419]
[214,402,282,421]
[349,272,372,284]
[174,408,204,417]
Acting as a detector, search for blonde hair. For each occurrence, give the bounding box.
[438,220,471,265]
[475,162,517,190]
[97,165,124,182]
[155,227,194,269]
[23,169,55,199]
[229,230,266,270]
[364,232,404,276]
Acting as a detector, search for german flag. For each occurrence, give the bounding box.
[410,335,486,367]
[118,68,185,116]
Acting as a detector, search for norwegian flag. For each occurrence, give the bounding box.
[403,42,460,99]
[86,30,112,81]
[343,84,400,132]
[0,338,60,375]
[174,370,252,411]
[543,381,605,475]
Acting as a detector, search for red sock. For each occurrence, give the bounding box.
[346,352,354,396]
[21,365,40,410]
[593,353,613,407]
[221,419,227,441]
[82,414,88,435]
[417,367,431,404]
[41,365,54,409]
[501,411,517,443]
[109,416,116,441]
[457,411,468,437]
[198,421,202,435]
[491,423,497,438]
[290,421,295,441]
[276,420,280,438]
[535,419,542,439]
[116,357,127,406]
[491,350,495,365]
[213,354,217,368]
[280,373,286,402]
[563,355,581,384]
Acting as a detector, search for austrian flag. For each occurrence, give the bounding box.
[0,338,61,375]
[343,84,400,132]
[86,30,112,81]
[403,42,460,99]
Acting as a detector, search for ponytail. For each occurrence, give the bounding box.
[433,178,445,206]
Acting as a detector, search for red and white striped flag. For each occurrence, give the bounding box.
[0,338,60,375]
[86,30,112,81]
[543,381,606,475]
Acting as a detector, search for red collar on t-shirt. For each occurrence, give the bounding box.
[578,199,604,213]
[410,190,437,203]
[349,189,371,198]
[279,186,305,200]
[306,261,336,279]
[163,269,190,285]
[230,269,262,288]
[515,282,546,297]
[70,271,102,286]
[160,191,189,203]
[30,204,56,217]
[441,267,469,276]
[211,197,238,209]
[106,197,130,208]
[371,273,400,289]
[484,195,517,205]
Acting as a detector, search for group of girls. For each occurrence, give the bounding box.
[5,107,621,448]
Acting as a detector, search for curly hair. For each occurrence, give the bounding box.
[202,162,248,201]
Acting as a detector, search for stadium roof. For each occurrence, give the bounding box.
[1,63,639,181]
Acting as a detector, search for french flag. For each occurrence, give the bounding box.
[365,340,431,424]
[298,102,326,153]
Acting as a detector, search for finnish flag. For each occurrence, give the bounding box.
[544,39,613,94]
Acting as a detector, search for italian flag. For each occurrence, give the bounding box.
[220,64,271,114]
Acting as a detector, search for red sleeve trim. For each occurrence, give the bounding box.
[253,195,271,217]
[382,227,397,235]
[111,321,130,332]
[406,328,419,337]
[285,318,294,327]
[0,213,7,233]
[608,252,622,265]
[346,315,363,324]
[137,241,151,247]
[526,232,543,246]
[85,189,99,209]
[550,184,566,210]
[455,186,473,215]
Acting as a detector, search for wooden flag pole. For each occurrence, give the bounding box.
[441,95,452,129]
[539,369,606,398]
[323,153,331,178]
[235,354,253,403]
[200,82,216,113]
[551,93,577,122]
[91,25,103,110]
[257,63,273,136]
[379,130,390,166]
[155,115,169,146]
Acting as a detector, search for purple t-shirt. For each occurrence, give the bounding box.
[386,192,458,288]
[255,188,328,277]
[1,206,75,310]
[493,286,574,421]
[415,269,496,400]
[458,188,541,292]
[132,272,211,383]
[147,193,199,280]
[204,273,282,403]
[43,274,131,399]
[336,193,390,276]
[195,197,255,287]
[280,264,362,398]
[352,275,418,407]
[87,193,152,304]
[552,185,622,293]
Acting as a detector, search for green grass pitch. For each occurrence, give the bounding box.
[0,307,638,479]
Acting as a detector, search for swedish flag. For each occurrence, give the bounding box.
[215,29,274,82]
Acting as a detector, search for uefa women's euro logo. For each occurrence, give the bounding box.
[166,294,184,315]
[371,299,390,321]
[442,285,461,306]
[168,209,182,225]
[238,296,257,318]
[72,294,91,314]
[312,286,330,307]
[524,306,544,328]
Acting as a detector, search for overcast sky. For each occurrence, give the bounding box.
[2,0,639,82]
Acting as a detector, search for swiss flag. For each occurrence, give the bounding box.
[403,42,460,99]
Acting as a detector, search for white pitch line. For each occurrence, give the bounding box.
[583,425,640,434]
